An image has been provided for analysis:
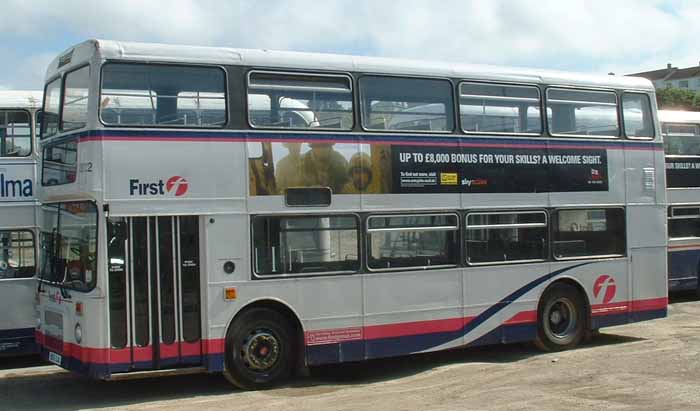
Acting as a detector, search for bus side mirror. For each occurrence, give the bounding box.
[109,220,128,241]
[36,111,43,133]
[116,221,127,240]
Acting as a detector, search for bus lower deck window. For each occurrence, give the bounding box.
[0,231,36,279]
[466,211,547,264]
[253,215,359,276]
[552,208,625,258]
[367,214,459,270]
[668,206,700,238]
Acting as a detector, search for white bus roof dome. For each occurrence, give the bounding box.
[248,93,317,126]
[46,39,655,93]
[658,110,700,124]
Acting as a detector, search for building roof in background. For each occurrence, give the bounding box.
[629,67,676,81]
[630,62,700,82]
[667,66,700,81]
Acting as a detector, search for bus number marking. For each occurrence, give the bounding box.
[48,351,63,365]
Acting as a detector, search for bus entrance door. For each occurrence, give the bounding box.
[108,216,202,370]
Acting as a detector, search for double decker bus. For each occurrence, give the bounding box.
[35,39,667,389]
[660,109,700,296]
[0,90,42,355]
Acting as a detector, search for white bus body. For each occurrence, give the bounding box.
[659,109,700,295]
[35,40,667,388]
[0,90,42,355]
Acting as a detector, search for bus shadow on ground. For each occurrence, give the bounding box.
[0,355,46,371]
[0,334,646,409]
[0,372,234,410]
[669,290,699,304]
[300,333,645,387]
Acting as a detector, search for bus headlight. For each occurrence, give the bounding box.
[75,323,83,344]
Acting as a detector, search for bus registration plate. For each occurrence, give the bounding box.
[48,352,62,366]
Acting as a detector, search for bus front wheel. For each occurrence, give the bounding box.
[535,283,586,351]
[224,307,295,390]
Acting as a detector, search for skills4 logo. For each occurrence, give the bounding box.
[593,274,617,304]
[129,176,189,197]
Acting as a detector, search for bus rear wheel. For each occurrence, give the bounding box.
[224,308,295,390]
[535,283,586,351]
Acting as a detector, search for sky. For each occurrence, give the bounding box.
[1,0,699,90]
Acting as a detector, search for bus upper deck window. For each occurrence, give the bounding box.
[460,82,542,135]
[62,65,90,132]
[663,123,700,156]
[622,93,654,139]
[100,63,226,128]
[0,110,32,157]
[547,88,619,138]
[247,71,353,130]
[360,76,454,133]
[42,78,61,138]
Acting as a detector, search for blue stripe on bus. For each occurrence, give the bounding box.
[307,323,538,365]
[591,308,667,329]
[308,263,589,365]
[308,307,670,366]
[45,129,663,151]
[39,346,219,379]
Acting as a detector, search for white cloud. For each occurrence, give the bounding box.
[1,0,699,88]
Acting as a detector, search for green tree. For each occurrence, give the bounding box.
[656,87,700,110]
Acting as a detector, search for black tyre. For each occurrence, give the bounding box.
[224,308,295,390]
[535,283,587,351]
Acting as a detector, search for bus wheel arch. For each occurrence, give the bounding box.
[534,278,591,351]
[223,299,304,390]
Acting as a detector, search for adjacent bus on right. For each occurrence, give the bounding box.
[660,110,700,296]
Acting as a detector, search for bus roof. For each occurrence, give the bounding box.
[658,110,700,124]
[46,39,654,92]
[0,90,43,109]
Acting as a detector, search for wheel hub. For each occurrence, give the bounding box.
[242,331,280,372]
[550,310,562,325]
[544,297,577,343]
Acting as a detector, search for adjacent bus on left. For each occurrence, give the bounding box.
[0,90,42,355]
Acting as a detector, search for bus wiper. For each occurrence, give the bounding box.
[58,282,71,300]
[58,265,71,300]
[36,268,44,294]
